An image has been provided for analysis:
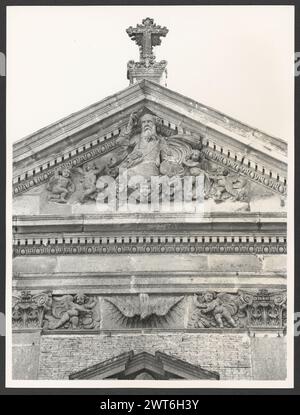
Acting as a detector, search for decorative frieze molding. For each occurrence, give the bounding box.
[13,234,286,257]
[13,289,286,332]
[13,134,119,196]
[201,147,287,196]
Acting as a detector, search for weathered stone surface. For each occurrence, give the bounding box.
[208,255,263,272]
[12,272,287,294]
[13,256,58,274]
[13,195,40,215]
[38,332,253,380]
[250,336,287,380]
[56,254,210,273]
[12,331,41,380]
[263,255,287,272]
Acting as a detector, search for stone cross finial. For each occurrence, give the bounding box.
[126,17,168,66]
[126,18,169,86]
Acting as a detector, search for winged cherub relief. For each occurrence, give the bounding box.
[189,291,249,329]
[46,168,75,203]
[43,293,100,330]
[104,293,184,328]
[43,110,250,208]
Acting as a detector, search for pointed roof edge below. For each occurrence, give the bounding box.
[69,350,220,380]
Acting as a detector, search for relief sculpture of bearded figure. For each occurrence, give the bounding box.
[113,111,195,203]
[117,112,173,180]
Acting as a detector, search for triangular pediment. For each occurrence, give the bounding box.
[69,350,220,380]
[13,80,287,189]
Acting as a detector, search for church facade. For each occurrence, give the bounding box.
[11,18,288,382]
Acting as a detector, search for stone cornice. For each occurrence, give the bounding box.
[12,80,288,197]
[13,82,144,163]
[13,213,286,258]
[12,272,286,294]
[14,80,287,161]
[13,212,287,233]
[142,80,287,156]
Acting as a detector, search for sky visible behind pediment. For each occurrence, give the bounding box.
[7,5,294,144]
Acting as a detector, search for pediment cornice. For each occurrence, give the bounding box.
[13,80,288,197]
[68,350,220,380]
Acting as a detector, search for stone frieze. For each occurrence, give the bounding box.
[188,289,286,329]
[13,237,286,257]
[12,289,286,332]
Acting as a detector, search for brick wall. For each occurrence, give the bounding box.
[38,332,253,380]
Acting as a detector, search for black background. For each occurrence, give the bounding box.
[0,0,299,405]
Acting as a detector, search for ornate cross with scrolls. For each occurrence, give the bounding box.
[126,17,168,65]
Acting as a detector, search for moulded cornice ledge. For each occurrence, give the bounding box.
[12,212,287,236]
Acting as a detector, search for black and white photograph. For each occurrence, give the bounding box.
[4,5,294,389]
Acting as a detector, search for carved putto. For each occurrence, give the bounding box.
[207,168,249,204]
[43,110,252,209]
[77,162,101,203]
[104,293,184,328]
[188,289,286,330]
[43,293,100,330]
[46,168,75,203]
[189,291,248,328]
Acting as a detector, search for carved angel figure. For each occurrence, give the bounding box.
[182,149,209,173]
[47,169,75,203]
[43,293,100,330]
[207,168,249,203]
[77,162,101,203]
[78,152,128,204]
[105,293,184,328]
[182,149,211,200]
[192,291,248,328]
